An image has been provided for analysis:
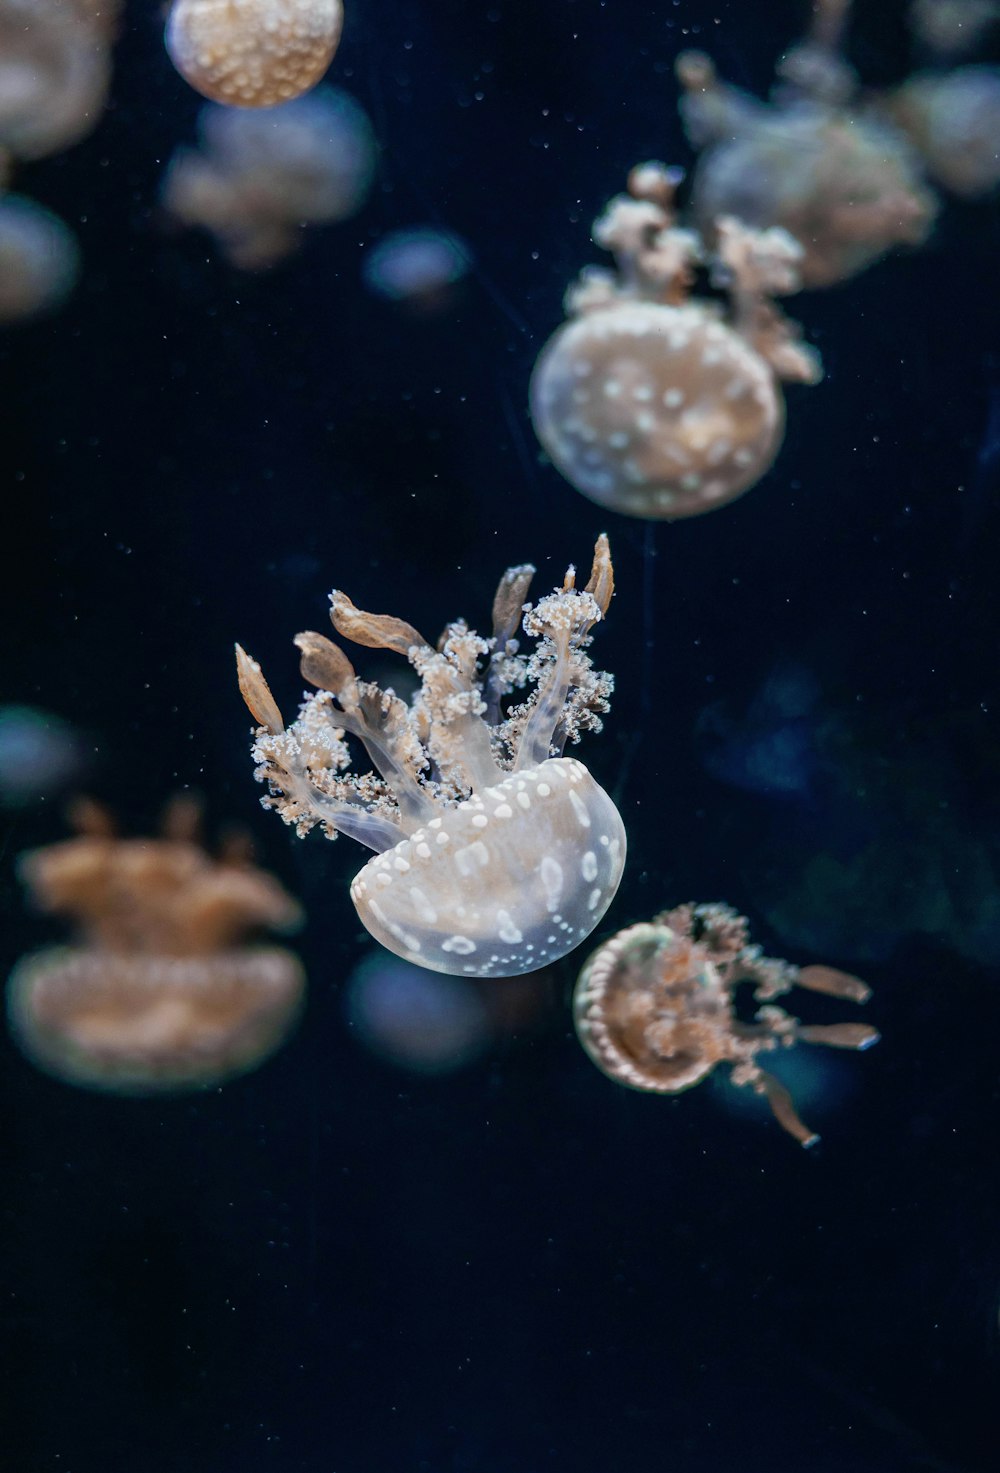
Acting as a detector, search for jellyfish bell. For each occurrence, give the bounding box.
[362,227,471,312]
[0,196,79,323]
[7,798,305,1093]
[0,705,84,804]
[530,165,820,519]
[0,0,112,161]
[165,0,344,108]
[239,536,627,978]
[885,66,1000,197]
[346,953,492,1074]
[574,902,879,1146]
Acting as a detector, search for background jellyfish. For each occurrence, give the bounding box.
[530,163,820,519]
[346,952,494,1074]
[910,0,1000,57]
[883,66,1000,197]
[675,0,936,288]
[0,195,79,324]
[161,85,375,270]
[574,901,879,1147]
[0,705,84,805]
[238,537,626,977]
[0,0,115,164]
[7,796,305,1093]
[362,227,472,313]
[165,0,344,109]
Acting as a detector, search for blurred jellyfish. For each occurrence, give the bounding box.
[675,0,936,287]
[0,0,114,162]
[0,196,79,323]
[237,536,626,978]
[530,164,820,520]
[0,706,84,805]
[909,0,999,57]
[165,0,343,108]
[884,67,1000,197]
[7,797,305,1093]
[574,901,879,1147]
[346,952,492,1074]
[162,85,375,270]
[362,228,471,312]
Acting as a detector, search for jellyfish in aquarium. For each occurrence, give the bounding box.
[0,0,114,163]
[0,705,84,804]
[162,85,375,270]
[166,0,343,108]
[909,0,999,58]
[238,536,626,978]
[574,901,879,1146]
[362,227,472,313]
[7,796,305,1093]
[530,164,820,520]
[883,66,1000,197]
[346,953,494,1074]
[675,0,936,287]
[0,196,79,323]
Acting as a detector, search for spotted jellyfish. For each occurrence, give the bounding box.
[675,0,936,287]
[166,0,343,108]
[530,164,821,520]
[7,797,305,1093]
[574,901,879,1147]
[237,536,626,978]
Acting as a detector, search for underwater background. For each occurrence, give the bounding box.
[2,0,999,1469]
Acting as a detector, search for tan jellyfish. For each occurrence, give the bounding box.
[530,164,821,520]
[238,536,626,978]
[161,85,375,270]
[0,0,114,163]
[165,0,344,108]
[675,0,936,287]
[7,797,305,1093]
[574,901,879,1146]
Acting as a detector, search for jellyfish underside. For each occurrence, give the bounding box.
[239,537,627,977]
[574,902,879,1145]
[7,797,304,1092]
[165,0,344,109]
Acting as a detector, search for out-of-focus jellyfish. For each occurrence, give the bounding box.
[346,953,493,1074]
[166,0,343,108]
[884,66,1000,196]
[237,536,626,978]
[695,664,824,800]
[362,227,471,312]
[574,901,879,1146]
[0,196,79,323]
[675,0,936,287]
[0,706,84,805]
[910,0,999,58]
[0,0,114,163]
[161,85,375,270]
[530,164,820,520]
[7,797,305,1093]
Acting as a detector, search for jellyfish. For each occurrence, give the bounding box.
[346,953,493,1074]
[675,0,936,287]
[0,0,113,163]
[0,705,84,804]
[165,0,344,108]
[530,164,821,520]
[161,86,375,270]
[883,66,1000,197]
[7,797,305,1093]
[909,0,999,58]
[237,536,626,978]
[574,901,879,1146]
[362,228,471,313]
[0,196,79,323]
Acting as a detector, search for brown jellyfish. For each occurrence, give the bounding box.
[238,537,626,978]
[7,797,305,1093]
[161,85,375,271]
[675,0,936,287]
[0,0,114,163]
[574,902,879,1146]
[530,164,821,520]
[165,0,344,109]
